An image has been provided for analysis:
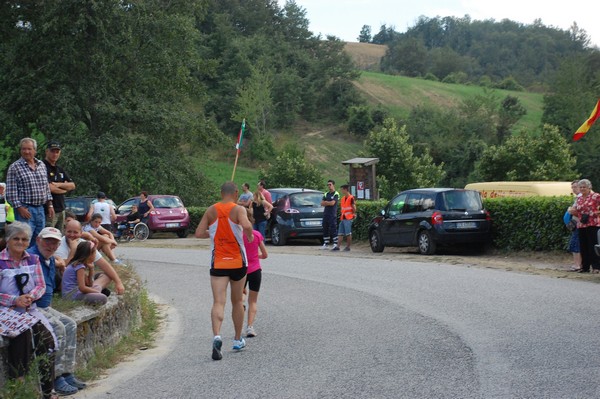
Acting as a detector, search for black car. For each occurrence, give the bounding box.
[368,188,491,254]
[267,188,324,246]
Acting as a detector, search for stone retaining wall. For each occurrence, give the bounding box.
[0,277,142,386]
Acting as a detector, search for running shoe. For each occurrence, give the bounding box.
[331,245,340,251]
[320,244,330,250]
[343,247,351,252]
[113,258,124,265]
[246,326,257,338]
[233,337,246,350]
[212,336,223,360]
[63,374,87,390]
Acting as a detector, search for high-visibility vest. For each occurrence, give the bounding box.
[340,195,355,220]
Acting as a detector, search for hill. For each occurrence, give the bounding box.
[344,42,387,71]
[355,71,544,131]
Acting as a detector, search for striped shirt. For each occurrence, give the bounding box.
[6,157,52,208]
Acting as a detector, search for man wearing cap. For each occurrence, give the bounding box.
[28,227,87,396]
[44,140,76,231]
[6,137,54,246]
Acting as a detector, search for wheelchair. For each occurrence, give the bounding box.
[115,221,149,242]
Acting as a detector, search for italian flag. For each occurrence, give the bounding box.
[573,99,600,141]
[236,119,246,151]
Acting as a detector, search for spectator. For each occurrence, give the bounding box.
[320,179,340,250]
[257,180,272,204]
[137,191,154,224]
[83,213,122,265]
[237,183,253,207]
[337,184,356,252]
[86,192,115,232]
[43,140,76,231]
[55,219,125,295]
[249,191,273,238]
[28,227,87,395]
[570,179,600,273]
[6,137,54,246]
[566,180,582,272]
[62,241,110,305]
[0,182,6,232]
[0,222,57,399]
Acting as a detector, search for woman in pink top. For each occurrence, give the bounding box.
[243,210,268,338]
[572,179,600,273]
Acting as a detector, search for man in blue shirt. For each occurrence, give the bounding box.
[29,227,87,396]
[320,179,340,250]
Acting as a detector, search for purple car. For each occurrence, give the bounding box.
[115,195,190,238]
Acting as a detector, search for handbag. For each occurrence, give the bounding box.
[0,307,39,338]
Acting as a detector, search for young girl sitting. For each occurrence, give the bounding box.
[83,213,122,264]
[62,241,111,305]
[243,210,268,338]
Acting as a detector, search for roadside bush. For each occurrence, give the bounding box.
[484,196,572,251]
[352,200,388,240]
[423,72,439,81]
[187,206,208,234]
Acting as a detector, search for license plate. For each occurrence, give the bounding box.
[166,223,180,228]
[456,222,477,229]
[303,220,322,227]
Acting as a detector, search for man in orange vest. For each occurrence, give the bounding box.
[338,184,356,252]
[195,182,254,360]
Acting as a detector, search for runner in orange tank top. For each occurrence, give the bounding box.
[195,182,254,360]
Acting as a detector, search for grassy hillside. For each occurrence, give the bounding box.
[356,71,544,131]
[344,42,386,71]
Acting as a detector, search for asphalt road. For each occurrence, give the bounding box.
[79,244,600,399]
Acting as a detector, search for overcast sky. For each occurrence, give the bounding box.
[284,0,598,47]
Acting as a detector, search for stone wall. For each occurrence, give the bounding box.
[0,277,142,386]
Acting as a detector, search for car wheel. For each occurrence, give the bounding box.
[271,224,286,246]
[369,229,384,253]
[176,229,187,238]
[418,230,436,255]
[147,229,154,239]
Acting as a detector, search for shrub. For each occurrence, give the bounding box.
[259,145,323,189]
[484,196,573,251]
[352,200,388,240]
[423,72,439,81]
[347,105,375,136]
[187,206,208,234]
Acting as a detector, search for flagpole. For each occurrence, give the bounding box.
[231,118,245,181]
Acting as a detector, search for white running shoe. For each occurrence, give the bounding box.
[233,338,246,350]
[246,326,257,338]
[320,244,330,250]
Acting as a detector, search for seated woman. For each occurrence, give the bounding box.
[83,213,122,265]
[0,222,58,399]
[62,241,110,305]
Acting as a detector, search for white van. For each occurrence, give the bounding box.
[464,181,573,198]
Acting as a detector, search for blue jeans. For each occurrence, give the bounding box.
[16,205,45,247]
[253,221,267,238]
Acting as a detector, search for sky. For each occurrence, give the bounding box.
[283,0,599,47]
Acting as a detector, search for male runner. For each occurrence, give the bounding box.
[195,182,254,360]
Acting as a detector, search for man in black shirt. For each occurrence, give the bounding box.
[44,140,76,230]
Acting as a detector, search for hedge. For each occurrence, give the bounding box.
[188,197,574,251]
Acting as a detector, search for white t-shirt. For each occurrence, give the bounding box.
[56,237,103,263]
[92,201,112,225]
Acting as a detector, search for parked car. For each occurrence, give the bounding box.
[65,196,116,223]
[266,188,324,246]
[368,188,491,255]
[115,195,189,238]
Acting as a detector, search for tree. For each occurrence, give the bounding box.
[347,105,374,136]
[358,25,372,43]
[363,118,445,199]
[232,64,274,136]
[497,95,527,142]
[259,145,322,189]
[473,124,578,181]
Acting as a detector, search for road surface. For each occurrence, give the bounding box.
[80,244,600,398]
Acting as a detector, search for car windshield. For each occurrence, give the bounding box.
[289,193,321,208]
[441,191,482,211]
[66,199,87,214]
[152,197,183,209]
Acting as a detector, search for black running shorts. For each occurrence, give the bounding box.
[210,267,247,281]
[245,269,262,292]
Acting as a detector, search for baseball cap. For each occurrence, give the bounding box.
[97,191,107,199]
[47,140,62,150]
[39,227,62,240]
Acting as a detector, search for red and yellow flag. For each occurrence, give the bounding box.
[573,99,600,141]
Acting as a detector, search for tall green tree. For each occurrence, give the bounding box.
[259,145,322,189]
[358,25,372,43]
[363,118,445,199]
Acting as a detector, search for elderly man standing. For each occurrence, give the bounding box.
[6,137,54,246]
[28,227,87,396]
[44,140,75,230]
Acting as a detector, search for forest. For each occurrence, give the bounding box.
[1,2,599,205]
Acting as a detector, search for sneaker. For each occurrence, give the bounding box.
[320,244,330,250]
[331,245,340,251]
[246,326,257,338]
[233,337,246,350]
[212,336,223,360]
[63,374,86,390]
[112,258,124,265]
[54,376,78,395]
[343,247,351,252]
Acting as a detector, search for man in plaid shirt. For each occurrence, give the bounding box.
[6,137,54,246]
